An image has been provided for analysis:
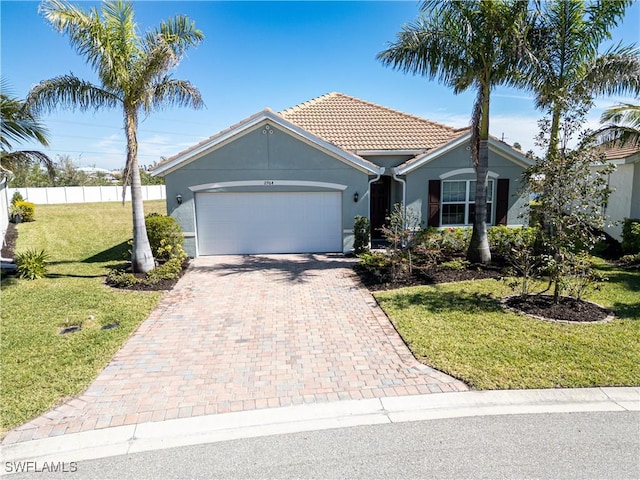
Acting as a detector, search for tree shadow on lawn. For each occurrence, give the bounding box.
[596,265,640,291]
[82,241,130,264]
[610,301,640,320]
[192,253,358,284]
[384,289,503,315]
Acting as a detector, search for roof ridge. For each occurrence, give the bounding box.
[279,92,339,115]
[280,92,460,134]
[331,92,460,133]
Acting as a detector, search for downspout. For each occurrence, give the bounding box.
[367,168,384,248]
[391,167,406,224]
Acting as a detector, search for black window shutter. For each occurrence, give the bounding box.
[496,178,510,226]
[428,180,441,227]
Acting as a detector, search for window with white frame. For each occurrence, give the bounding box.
[441,180,494,225]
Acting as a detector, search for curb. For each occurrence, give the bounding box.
[1,387,638,475]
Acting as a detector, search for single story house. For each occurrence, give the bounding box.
[152,93,533,257]
[598,145,640,241]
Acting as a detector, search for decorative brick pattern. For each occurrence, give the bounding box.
[2,254,466,445]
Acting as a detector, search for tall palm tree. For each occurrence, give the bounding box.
[378,0,531,264]
[525,0,639,158]
[1,80,54,178]
[592,101,640,148]
[27,0,204,273]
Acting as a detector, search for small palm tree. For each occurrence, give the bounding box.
[1,79,54,178]
[525,0,639,158]
[592,101,640,148]
[378,0,531,264]
[27,0,204,273]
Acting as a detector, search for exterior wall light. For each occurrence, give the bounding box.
[353,192,359,203]
[176,194,182,205]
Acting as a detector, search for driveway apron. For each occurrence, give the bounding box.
[3,254,467,444]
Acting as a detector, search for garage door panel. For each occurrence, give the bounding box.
[195,192,342,255]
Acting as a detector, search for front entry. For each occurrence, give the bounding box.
[370,176,391,240]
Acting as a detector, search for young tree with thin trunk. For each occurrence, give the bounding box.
[378,0,531,264]
[27,0,204,273]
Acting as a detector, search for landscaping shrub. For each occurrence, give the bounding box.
[146,257,183,284]
[619,253,640,268]
[439,259,470,271]
[357,251,392,282]
[10,201,36,222]
[353,215,370,254]
[145,214,184,260]
[10,191,24,204]
[105,269,139,288]
[14,249,49,280]
[622,218,640,254]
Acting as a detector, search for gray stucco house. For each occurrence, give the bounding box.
[595,145,640,241]
[152,93,533,256]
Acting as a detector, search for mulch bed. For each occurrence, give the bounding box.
[354,259,612,323]
[121,267,189,291]
[504,295,611,323]
[1,223,18,259]
[354,263,503,292]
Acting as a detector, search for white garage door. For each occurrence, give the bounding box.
[195,191,342,255]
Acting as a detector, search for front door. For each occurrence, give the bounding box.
[370,176,391,239]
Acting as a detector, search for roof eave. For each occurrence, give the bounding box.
[152,110,383,177]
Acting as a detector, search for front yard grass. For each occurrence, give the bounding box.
[375,267,640,389]
[1,201,166,436]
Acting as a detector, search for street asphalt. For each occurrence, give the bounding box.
[1,387,638,478]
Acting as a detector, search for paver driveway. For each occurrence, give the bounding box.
[3,254,467,444]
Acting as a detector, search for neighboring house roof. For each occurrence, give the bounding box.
[279,92,467,152]
[601,144,640,163]
[152,108,383,176]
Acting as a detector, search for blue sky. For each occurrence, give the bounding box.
[1,1,639,171]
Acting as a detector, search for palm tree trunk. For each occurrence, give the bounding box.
[467,85,492,265]
[125,108,155,273]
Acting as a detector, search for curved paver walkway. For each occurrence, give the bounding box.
[3,254,467,445]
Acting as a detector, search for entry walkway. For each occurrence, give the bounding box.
[2,254,466,445]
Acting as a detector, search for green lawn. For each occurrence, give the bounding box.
[375,267,640,390]
[1,201,166,435]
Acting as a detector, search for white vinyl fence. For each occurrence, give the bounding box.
[7,185,166,205]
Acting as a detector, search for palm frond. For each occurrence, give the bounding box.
[0,150,56,179]
[0,82,50,150]
[26,75,120,114]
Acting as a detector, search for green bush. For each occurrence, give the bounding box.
[10,201,36,222]
[417,227,470,257]
[145,214,184,260]
[622,218,640,254]
[14,249,49,280]
[146,258,183,284]
[357,251,392,281]
[353,215,370,254]
[439,259,470,271]
[10,191,24,205]
[105,269,139,288]
[619,253,640,267]
[488,226,540,259]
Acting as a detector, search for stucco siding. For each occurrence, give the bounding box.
[164,124,371,256]
[602,164,634,240]
[402,144,529,226]
[631,163,640,219]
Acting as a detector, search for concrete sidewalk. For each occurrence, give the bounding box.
[2,387,637,474]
